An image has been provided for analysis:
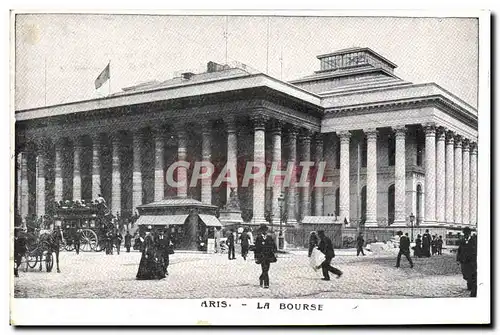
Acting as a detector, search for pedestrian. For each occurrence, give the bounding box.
[124,231,132,253]
[414,234,422,258]
[136,226,165,280]
[254,224,277,288]
[456,227,477,297]
[14,227,26,277]
[105,230,114,255]
[356,232,365,256]
[239,228,251,260]
[437,235,444,255]
[114,229,123,255]
[317,230,343,281]
[227,229,236,260]
[74,228,82,255]
[155,228,171,276]
[308,231,319,257]
[422,229,432,257]
[395,231,414,268]
[431,235,438,256]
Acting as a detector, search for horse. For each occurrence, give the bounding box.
[37,228,64,273]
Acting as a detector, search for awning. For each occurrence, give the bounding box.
[135,215,189,226]
[198,214,222,227]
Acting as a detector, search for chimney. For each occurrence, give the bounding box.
[181,72,195,80]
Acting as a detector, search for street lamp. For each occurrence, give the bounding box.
[409,212,415,242]
[277,193,285,250]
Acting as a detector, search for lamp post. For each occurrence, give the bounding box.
[409,212,415,242]
[278,193,285,250]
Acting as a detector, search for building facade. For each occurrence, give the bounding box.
[15,48,478,233]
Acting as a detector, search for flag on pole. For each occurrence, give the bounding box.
[95,63,110,89]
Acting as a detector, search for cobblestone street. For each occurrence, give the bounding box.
[13,249,471,299]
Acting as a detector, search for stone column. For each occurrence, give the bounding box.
[454,135,463,224]
[435,127,446,224]
[445,131,455,224]
[365,128,378,227]
[54,139,64,202]
[20,150,29,221]
[132,129,143,213]
[313,134,324,216]
[201,121,212,205]
[470,142,478,226]
[393,126,406,226]
[72,136,83,201]
[226,118,238,204]
[462,140,470,225]
[177,128,188,199]
[252,115,267,224]
[110,132,121,215]
[338,131,351,224]
[153,127,165,202]
[91,134,102,200]
[271,121,283,225]
[286,127,298,224]
[36,142,46,218]
[299,130,311,220]
[424,124,436,225]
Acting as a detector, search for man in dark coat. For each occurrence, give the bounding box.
[239,228,251,261]
[155,229,171,276]
[395,231,414,268]
[308,231,319,257]
[422,229,432,257]
[317,230,343,281]
[105,230,114,255]
[114,230,123,255]
[227,229,236,260]
[356,232,365,256]
[14,227,26,277]
[456,227,477,297]
[74,228,82,255]
[124,231,132,253]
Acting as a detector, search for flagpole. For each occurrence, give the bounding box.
[44,57,47,106]
[357,139,361,231]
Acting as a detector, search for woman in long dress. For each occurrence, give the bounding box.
[136,227,165,280]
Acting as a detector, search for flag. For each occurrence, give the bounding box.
[95,63,110,89]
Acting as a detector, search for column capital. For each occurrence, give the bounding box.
[364,128,378,141]
[337,130,351,143]
[392,125,406,138]
[445,130,455,145]
[423,123,436,136]
[454,135,463,148]
[462,139,470,151]
[470,142,478,155]
[251,114,268,130]
[287,125,299,138]
[200,120,213,136]
[270,119,283,135]
[70,135,85,148]
[299,128,312,142]
[436,127,446,141]
[314,133,323,145]
[109,131,122,144]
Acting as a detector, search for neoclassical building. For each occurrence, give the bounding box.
[15,47,478,235]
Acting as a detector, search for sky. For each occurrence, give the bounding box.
[14,14,479,110]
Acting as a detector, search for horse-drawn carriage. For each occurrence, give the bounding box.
[16,227,63,273]
[53,204,116,252]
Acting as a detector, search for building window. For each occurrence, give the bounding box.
[416,184,423,225]
[388,184,395,225]
[335,187,340,217]
[388,134,395,166]
[416,139,423,166]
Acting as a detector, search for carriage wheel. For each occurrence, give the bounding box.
[45,252,54,272]
[65,243,75,252]
[80,229,98,252]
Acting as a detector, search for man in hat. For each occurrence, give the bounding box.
[456,227,477,297]
[155,228,171,276]
[356,232,365,256]
[124,230,132,253]
[422,229,432,257]
[395,231,413,268]
[227,229,236,260]
[113,229,123,255]
[317,230,343,280]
